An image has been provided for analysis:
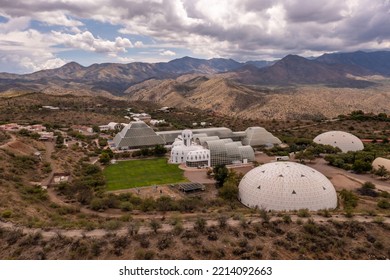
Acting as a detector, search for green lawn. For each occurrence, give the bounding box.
[103,158,188,191]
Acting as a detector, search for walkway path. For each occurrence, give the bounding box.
[0,133,16,149]
[1,214,388,240]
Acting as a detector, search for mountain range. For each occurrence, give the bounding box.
[2,50,390,119]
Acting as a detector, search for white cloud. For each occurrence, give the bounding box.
[51,31,133,53]
[0,16,30,32]
[159,50,176,56]
[1,0,390,71]
[134,41,144,48]
[0,51,66,72]
[116,56,135,63]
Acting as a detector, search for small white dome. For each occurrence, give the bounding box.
[313,131,363,153]
[238,162,337,211]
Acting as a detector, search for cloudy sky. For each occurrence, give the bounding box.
[1,0,390,73]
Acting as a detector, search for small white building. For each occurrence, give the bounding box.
[99,122,124,131]
[170,129,211,167]
[150,119,166,126]
[132,113,151,122]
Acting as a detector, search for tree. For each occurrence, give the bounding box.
[140,148,151,157]
[153,145,167,156]
[352,159,372,173]
[218,180,238,201]
[213,164,229,188]
[99,153,110,165]
[218,170,242,201]
[295,150,315,163]
[92,125,100,133]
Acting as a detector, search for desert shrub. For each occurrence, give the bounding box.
[339,189,358,209]
[1,209,12,218]
[282,214,292,223]
[6,229,23,245]
[22,185,48,201]
[140,198,156,212]
[238,238,249,248]
[377,199,390,209]
[318,209,332,218]
[90,197,106,211]
[217,215,228,228]
[150,219,162,233]
[103,220,122,231]
[358,181,378,197]
[120,201,133,212]
[243,231,257,239]
[135,249,154,260]
[173,222,184,235]
[297,209,311,218]
[207,231,218,241]
[139,237,150,248]
[157,235,173,250]
[127,221,140,236]
[155,196,178,211]
[194,217,207,233]
[259,208,270,223]
[113,236,129,249]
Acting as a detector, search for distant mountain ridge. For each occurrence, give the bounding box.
[1,50,390,96]
[316,51,390,75]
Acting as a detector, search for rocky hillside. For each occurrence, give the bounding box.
[125,74,390,120]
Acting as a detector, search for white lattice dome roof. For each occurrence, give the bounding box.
[313,131,363,153]
[238,162,337,211]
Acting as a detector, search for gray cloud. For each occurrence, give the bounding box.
[1,0,390,69]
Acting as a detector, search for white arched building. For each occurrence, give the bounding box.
[238,162,337,211]
[372,157,390,172]
[170,130,211,167]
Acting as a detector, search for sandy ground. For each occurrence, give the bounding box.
[309,158,390,193]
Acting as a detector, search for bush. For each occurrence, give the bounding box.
[194,217,207,233]
[339,189,358,209]
[90,197,106,211]
[150,219,162,233]
[358,182,378,197]
[217,215,228,228]
[103,220,122,231]
[282,214,292,223]
[297,209,310,218]
[1,210,12,218]
[157,235,173,250]
[127,221,140,236]
[120,202,134,212]
[377,199,390,209]
[139,238,150,248]
[135,249,155,260]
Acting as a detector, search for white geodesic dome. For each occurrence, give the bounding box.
[238,162,337,211]
[313,131,363,153]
